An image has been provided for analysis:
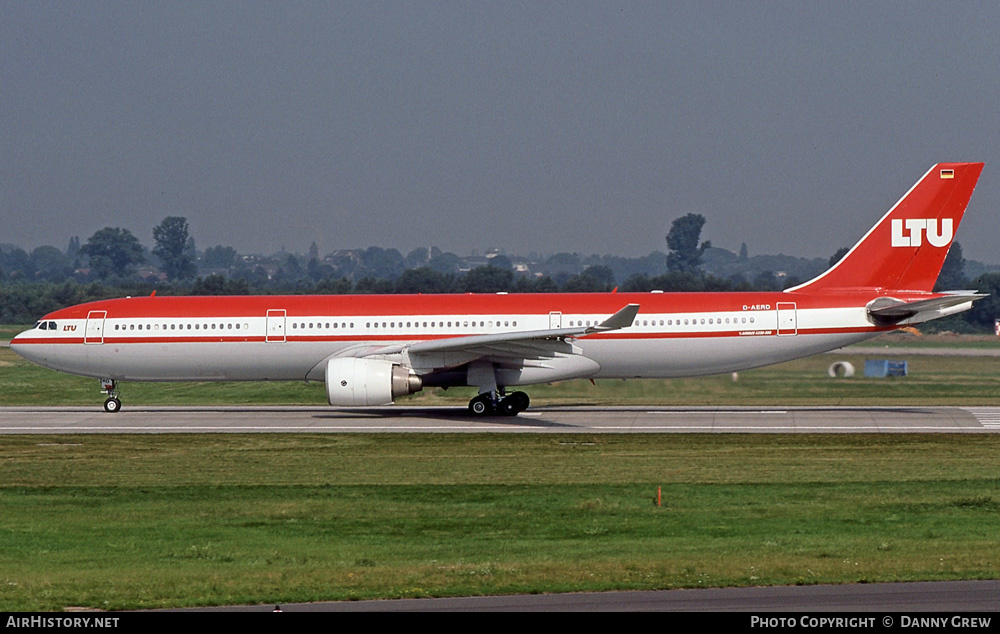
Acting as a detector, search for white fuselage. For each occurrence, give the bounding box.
[11,294,881,385]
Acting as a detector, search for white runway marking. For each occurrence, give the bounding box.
[965,407,1000,429]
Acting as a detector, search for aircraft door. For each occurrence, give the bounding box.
[266,309,286,342]
[776,302,797,336]
[84,310,107,344]
[549,312,562,329]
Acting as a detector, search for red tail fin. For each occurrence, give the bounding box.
[788,163,984,293]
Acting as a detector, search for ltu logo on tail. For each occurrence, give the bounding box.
[891,218,953,247]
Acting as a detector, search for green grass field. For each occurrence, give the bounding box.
[2,327,999,610]
[2,434,1000,611]
[0,324,25,340]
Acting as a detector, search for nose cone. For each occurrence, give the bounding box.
[9,326,47,367]
[9,328,32,359]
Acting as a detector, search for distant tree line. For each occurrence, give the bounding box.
[1,214,998,332]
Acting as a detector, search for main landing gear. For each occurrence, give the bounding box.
[468,390,530,417]
[101,378,121,413]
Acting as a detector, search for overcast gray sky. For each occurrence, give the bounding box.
[3,1,998,262]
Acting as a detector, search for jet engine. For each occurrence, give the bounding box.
[325,358,422,406]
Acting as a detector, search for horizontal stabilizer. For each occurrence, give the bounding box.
[867,292,986,325]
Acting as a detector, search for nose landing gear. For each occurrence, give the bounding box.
[101,378,121,413]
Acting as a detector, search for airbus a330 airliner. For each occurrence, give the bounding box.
[11,162,986,415]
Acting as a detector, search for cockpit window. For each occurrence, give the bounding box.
[48,321,57,330]
[34,321,42,330]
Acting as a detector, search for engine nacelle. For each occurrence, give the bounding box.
[325,358,422,406]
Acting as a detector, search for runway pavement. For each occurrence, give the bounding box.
[1,404,999,433]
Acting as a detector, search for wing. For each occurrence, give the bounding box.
[368,303,639,372]
[867,292,986,325]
